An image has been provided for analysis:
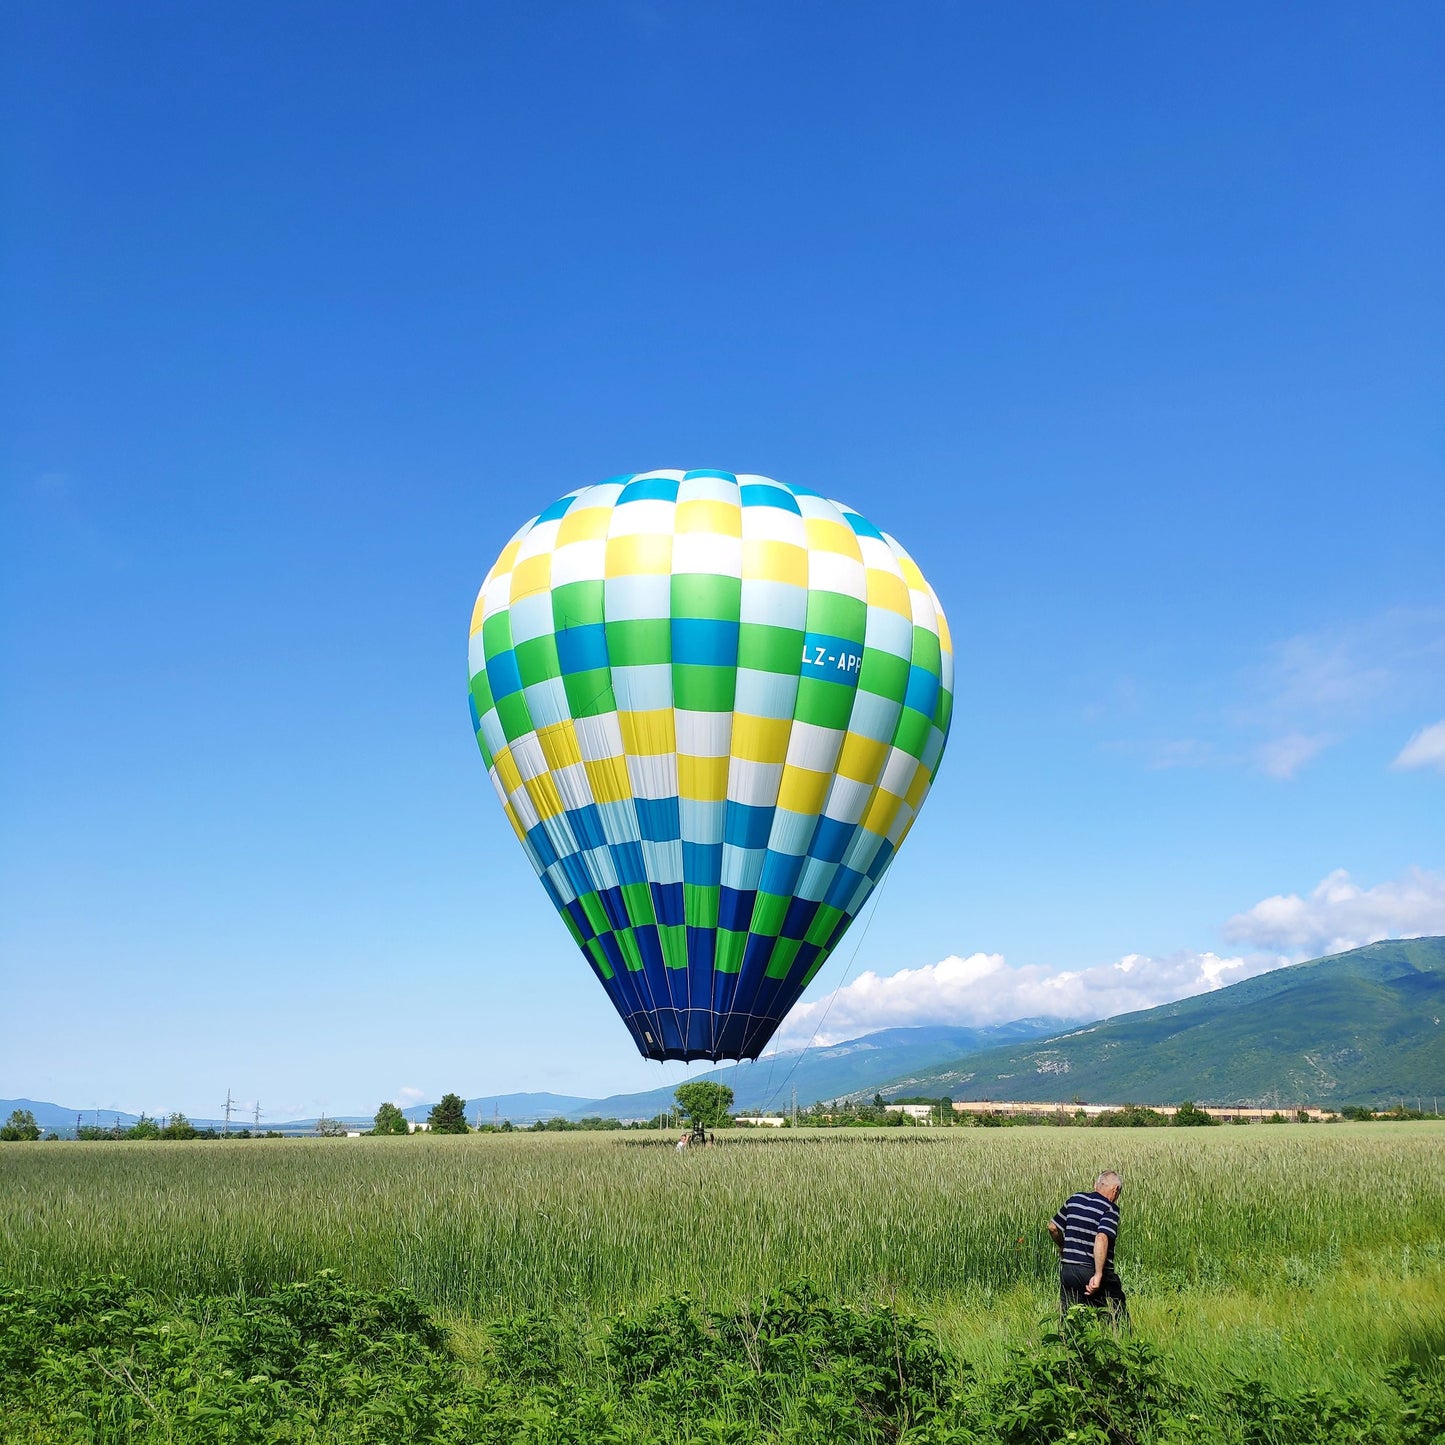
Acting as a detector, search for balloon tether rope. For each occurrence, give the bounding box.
[761,868,891,1115]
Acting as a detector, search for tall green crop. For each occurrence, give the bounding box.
[2,1125,1440,1316]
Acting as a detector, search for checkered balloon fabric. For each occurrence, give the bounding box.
[468,471,953,1062]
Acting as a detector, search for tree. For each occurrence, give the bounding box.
[127,1114,161,1140]
[1171,1101,1219,1128]
[673,1081,734,1130]
[159,1113,198,1140]
[373,1102,410,1136]
[428,1093,470,1134]
[0,1109,41,1141]
[315,1115,348,1137]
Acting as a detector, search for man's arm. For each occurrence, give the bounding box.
[1047,1220,1064,1251]
[1085,1232,1108,1294]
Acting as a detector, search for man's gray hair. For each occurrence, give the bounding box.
[1095,1170,1122,1192]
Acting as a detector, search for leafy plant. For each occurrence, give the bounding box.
[5,1275,1443,1444]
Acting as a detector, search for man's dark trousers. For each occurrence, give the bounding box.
[1060,1266,1128,1325]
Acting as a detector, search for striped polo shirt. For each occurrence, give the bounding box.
[1052,1191,1121,1275]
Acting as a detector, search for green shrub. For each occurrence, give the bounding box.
[0,1273,463,1443]
[1094,1106,1169,1128]
[1171,1101,1220,1127]
[3,1276,1442,1444]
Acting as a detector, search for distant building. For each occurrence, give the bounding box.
[950,1100,1334,1121]
[884,1104,937,1122]
[734,1115,787,1127]
[953,1101,1111,1118]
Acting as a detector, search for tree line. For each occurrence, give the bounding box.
[363,1082,737,1135]
[0,1109,294,1141]
[6,1088,1435,1142]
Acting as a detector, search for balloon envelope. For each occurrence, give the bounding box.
[468,471,953,1061]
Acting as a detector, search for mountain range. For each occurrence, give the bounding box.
[2,1023,1069,1134]
[874,937,1445,1108]
[9,938,1442,1132]
[557,1020,1074,1120]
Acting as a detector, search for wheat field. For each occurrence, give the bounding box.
[3,1126,1440,1313]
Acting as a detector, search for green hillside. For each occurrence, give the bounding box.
[879,937,1445,1108]
[567,1020,1072,1121]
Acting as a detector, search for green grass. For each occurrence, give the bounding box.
[2,1124,1442,1429]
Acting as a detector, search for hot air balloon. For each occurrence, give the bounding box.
[467,471,952,1062]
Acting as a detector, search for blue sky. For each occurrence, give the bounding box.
[3,3,1441,1121]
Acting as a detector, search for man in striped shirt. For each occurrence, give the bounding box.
[1048,1170,1127,1322]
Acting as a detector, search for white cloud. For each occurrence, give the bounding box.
[1222,867,1445,955]
[772,866,1445,1047]
[1120,611,1445,779]
[1255,732,1332,780]
[394,1086,425,1106]
[1247,611,1445,724]
[1393,720,1445,773]
[1254,629,1391,718]
[773,947,1284,1049]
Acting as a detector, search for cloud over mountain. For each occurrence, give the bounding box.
[775,947,1283,1048]
[776,867,1445,1048]
[1222,867,1445,955]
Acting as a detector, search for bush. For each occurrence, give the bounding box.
[3,1276,1440,1443]
[527,1115,624,1131]
[604,1280,955,1432]
[1171,1101,1220,1127]
[0,1273,463,1442]
[1094,1106,1169,1128]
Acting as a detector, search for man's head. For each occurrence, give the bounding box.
[1095,1170,1123,1202]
